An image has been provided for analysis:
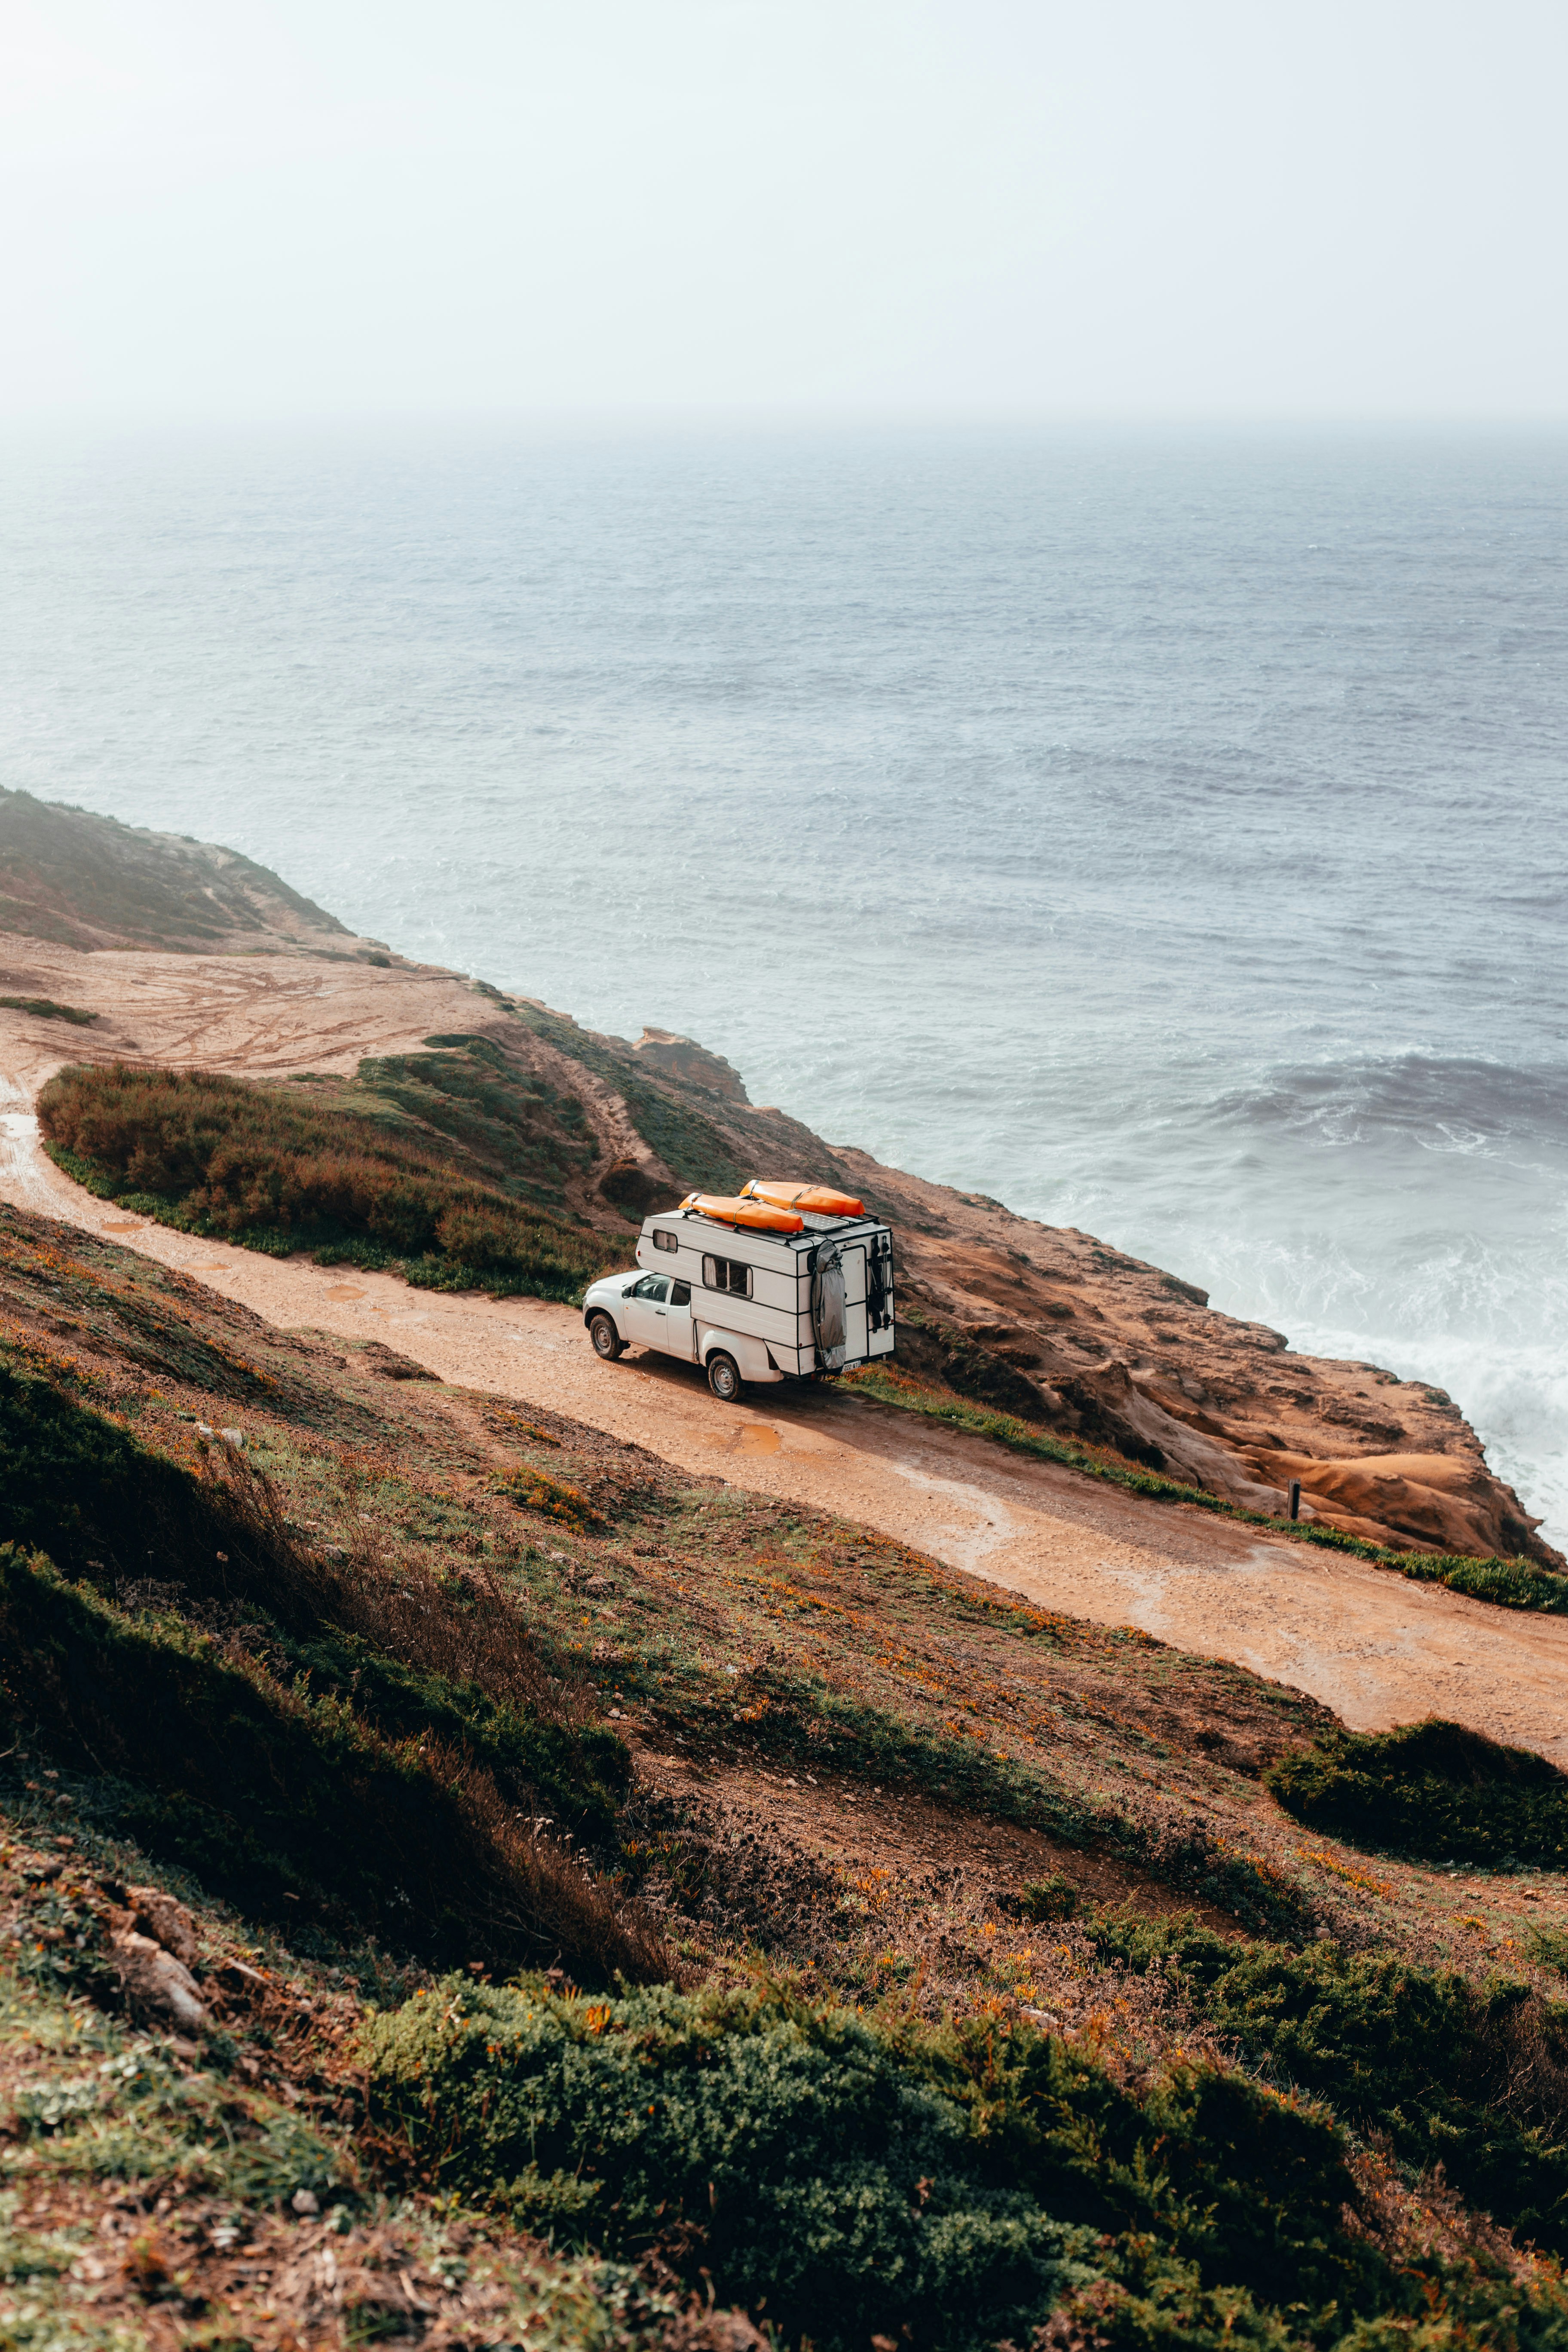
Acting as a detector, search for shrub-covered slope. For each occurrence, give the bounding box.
[1267,1720,1568,1868]
[362,1970,1568,2351]
[39,1050,619,1300]
[0,1826,703,2352]
[6,1201,1568,2344]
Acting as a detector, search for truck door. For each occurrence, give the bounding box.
[813,1248,846,1370]
[623,1273,670,1347]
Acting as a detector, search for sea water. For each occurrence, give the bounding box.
[2,424,1565,1538]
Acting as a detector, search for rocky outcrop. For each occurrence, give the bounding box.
[110,1929,207,2031]
[827,1190,1556,1568]
[597,1156,685,1216]
[110,1885,206,2030]
[634,1027,751,1102]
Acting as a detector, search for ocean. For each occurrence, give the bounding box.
[3,423,1566,1538]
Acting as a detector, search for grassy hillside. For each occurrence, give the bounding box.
[4,1198,1568,2345]
[0,783,349,949]
[38,1047,620,1301]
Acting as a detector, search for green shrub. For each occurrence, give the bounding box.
[360,1974,1568,2349]
[37,1060,619,1303]
[1009,1874,1078,1923]
[0,994,97,1024]
[1265,1719,1568,1868]
[1089,1914,1568,2255]
[1529,1927,1568,1978]
[364,1977,1407,2352]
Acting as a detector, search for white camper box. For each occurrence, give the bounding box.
[580,1197,895,1401]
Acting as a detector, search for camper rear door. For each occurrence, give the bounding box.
[840,1243,869,1363]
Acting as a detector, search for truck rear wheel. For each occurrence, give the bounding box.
[706,1351,743,1403]
[588,1313,623,1361]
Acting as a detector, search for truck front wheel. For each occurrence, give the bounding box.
[588,1313,623,1361]
[706,1351,743,1403]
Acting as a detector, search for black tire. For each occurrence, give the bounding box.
[588,1312,623,1361]
[706,1351,743,1403]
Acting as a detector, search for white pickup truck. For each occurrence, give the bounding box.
[582,1189,896,1401]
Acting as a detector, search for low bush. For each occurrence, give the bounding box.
[38,1059,620,1302]
[491,1466,605,1533]
[1265,1718,1568,1868]
[1089,1913,1568,2255]
[0,1545,665,1984]
[0,994,97,1024]
[363,1974,1568,2352]
[1010,1874,1078,1923]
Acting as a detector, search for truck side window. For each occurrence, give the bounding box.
[632,1274,669,1301]
[670,1281,691,1306]
[701,1254,751,1298]
[652,1229,678,1253]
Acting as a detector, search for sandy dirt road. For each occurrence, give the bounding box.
[5,1037,1567,1765]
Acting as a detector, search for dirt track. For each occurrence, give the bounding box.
[4,957,1568,1764]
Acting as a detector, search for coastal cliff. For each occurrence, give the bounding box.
[0,783,1553,1571]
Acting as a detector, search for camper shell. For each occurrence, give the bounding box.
[581,1191,896,1395]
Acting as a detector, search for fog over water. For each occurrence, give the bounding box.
[3,426,1566,1537]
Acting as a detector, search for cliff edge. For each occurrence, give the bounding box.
[0,786,1553,1572]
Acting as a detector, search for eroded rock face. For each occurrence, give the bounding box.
[597,1155,684,1216]
[848,1204,1558,1567]
[109,1883,205,2029]
[122,1883,200,1967]
[633,1028,751,1102]
[1246,1449,1544,1559]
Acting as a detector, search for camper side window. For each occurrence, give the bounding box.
[701,1254,752,1298]
[652,1230,678,1253]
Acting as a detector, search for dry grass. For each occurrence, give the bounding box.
[38,1061,618,1302]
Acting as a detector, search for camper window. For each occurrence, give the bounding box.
[701,1254,752,1298]
[652,1229,678,1253]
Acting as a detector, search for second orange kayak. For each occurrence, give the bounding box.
[740,1179,867,1218]
[680,1192,805,1234]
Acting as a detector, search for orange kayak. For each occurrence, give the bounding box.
[741,1180,867,1218]
[680,1191,805,1234]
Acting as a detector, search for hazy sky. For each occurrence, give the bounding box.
[3,0,1564,423]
